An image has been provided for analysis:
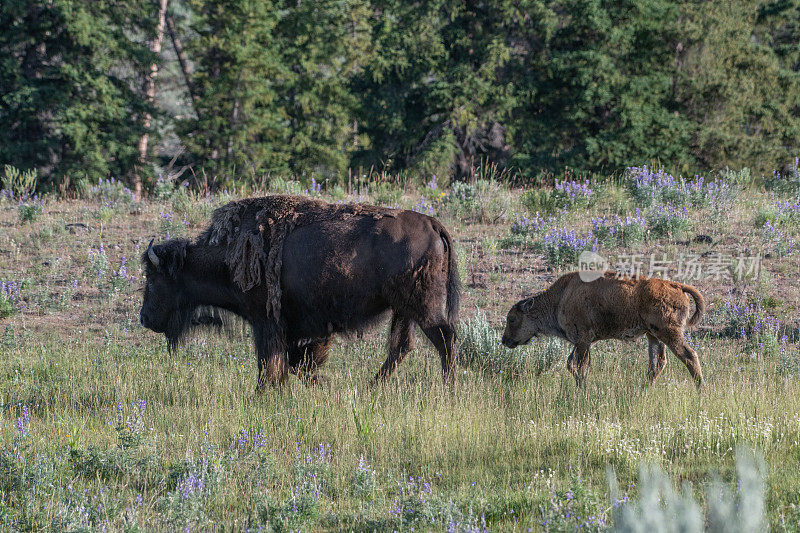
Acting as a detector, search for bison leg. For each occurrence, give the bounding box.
[646,333,667,384]
[253,320,288,390]
[421,323,457,383]
[290,339,332,386]
[375,315,415,382]
[567,342,591,387]
[660,331,704,390]
[566,345,577,375]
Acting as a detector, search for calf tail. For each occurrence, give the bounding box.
[680,283,705,328]
[435,221,461,326]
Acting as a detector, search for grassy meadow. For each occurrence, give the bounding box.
[2,167,800,531]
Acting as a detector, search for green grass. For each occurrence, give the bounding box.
[2,174,800,530]
[3,327,800,530]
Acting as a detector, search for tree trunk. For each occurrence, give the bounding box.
[135,0,168,201]
[166,13,200,119]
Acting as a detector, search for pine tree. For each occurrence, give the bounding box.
[0,0,156,190]
[180,0,288,180]
[511,0,693,175]
[274,0,372,180]
[353,0,533,182]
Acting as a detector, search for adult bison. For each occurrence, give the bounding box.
[139,195,460,388]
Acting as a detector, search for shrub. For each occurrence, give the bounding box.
[421,174,443,201]
[441,180,512,223]
[371,182,403,206]
[765,157,800,194]
[269,177,305,195]
[723,301,787,361]
[85,177,135,204]
[171,188,215,225]
[538,227,597,268]
[84,245,110,282]
[350,456,376,498]
[387,475,487,532]
[327,184,347,200]
[154,176,177,199]
[1,165,37,201]
[594,180,634,213]
[530,337,566,376]
[719,166,752,188]
[779,344,800,378]
[625,166,732,208]
[754,205,778,228]
[609,448,766,532]
[646,203,691,239]
[723,301,783,339]
[760,220,797,257]
[499,213,555,249]
[754,199,800,229]
[457,311,529,376]
[17,196,44,223]
[538,474,609,531]
[521,178,594,214]
[591,211,646,247]
[159,211,189,238]
[0,281,23,319]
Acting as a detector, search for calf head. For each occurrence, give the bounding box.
[501,297,544,348]
[140,239,190,346]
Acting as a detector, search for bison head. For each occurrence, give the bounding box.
[140,239,191,348]
[501,297,542,348]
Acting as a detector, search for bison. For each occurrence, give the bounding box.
[501,271,705,389]
[139,195,460,388]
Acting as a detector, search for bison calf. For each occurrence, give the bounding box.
[501,271,705,389]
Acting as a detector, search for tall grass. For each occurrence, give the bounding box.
[2,174,800,529]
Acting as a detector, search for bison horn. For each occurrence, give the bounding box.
[147,239,160,268]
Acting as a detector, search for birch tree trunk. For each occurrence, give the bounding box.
[135,0,168,201]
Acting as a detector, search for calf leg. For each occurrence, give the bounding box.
[659,330,704,390]
[646,333,667,384]
[568,342,591,387]
[375,315,415,382]
[421,323,457,383]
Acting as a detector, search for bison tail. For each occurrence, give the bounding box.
[680,283,705,328]
[436,222,461,326]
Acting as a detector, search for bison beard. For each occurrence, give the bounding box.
[140,195,460,389]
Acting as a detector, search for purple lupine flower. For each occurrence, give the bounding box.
[177,471,205,499]
[16,405,29,436]
[413,196,434,215]
[511,213,553,236]
[238,429,249,449]
[252,433,268,449]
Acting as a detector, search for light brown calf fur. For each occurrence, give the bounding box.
[501,271,705,389]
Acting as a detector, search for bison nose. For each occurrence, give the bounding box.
[501,336,515,348]
[140,311,150,329]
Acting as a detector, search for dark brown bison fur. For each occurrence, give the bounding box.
[501,271,705,389]
[140,195,460,389]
